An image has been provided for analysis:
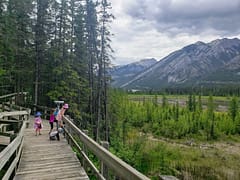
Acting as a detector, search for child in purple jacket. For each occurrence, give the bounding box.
[34,112,42,136]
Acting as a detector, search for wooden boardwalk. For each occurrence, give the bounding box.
[14,117,89,180]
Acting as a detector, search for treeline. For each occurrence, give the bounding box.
[108,90,240,176]
[0,0,114,141]
[110,91,240,141]
[130,85,240,97]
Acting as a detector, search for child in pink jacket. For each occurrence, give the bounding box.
[56,103,68,127]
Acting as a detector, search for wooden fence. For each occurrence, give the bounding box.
[63,116,150,180]
[0,93,30,180]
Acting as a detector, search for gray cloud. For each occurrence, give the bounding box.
[124,0,240,36]
[110,0,240,65]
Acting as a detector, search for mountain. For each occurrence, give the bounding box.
[119,38,240,90]
[110,58,157,87]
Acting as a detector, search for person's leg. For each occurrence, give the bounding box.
[55,120,59,130]
[49,122,53,133]
[56,132,60,141]
[61,125,65,138]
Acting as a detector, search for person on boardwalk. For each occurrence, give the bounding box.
[56,103,68,128]
[34,112,42,136]
[49,109,55,134]
[53,107,59,127]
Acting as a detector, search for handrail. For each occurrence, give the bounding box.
[0,111,29,119]
[0,120,26,180]
[0,93,30,179]
[65,130,105,180]
[63,116,150,180]
[0,92,28,99]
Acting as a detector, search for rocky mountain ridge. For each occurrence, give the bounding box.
[110,58,157,87]
[111,38,240,90]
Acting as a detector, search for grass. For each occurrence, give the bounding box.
[121,129,240,179]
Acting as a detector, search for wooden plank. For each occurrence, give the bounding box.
[3,103,31,113]
[14,117,89,180]
[0,136,10,145]
[0,93,18,99]
[0,119,20,123]
[0,132,12,137]
[0,111,28,118]
[0,92,27,99]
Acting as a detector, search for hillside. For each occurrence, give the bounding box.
[109,58,157,87]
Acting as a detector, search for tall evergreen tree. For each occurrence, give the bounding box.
[72,2,89,126]
[229,96,238,122]
[34,0,50,105]
[85,0,99,139]
[96,0,114,141]
[197,94,202,112]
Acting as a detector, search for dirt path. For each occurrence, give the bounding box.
[147,134,240,156]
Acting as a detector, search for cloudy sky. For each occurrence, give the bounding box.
[109,0,240,65]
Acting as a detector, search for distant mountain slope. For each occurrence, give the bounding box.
[120,38,240,90]
[201,54,240,84]
[110,58,157,87]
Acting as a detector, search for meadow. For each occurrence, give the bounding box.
[109,92,240,179]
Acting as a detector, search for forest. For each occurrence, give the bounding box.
[1,0,240,179]
[0,0,113,142]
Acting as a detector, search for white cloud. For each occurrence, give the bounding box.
[109,0,240,65]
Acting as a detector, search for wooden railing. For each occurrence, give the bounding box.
[0,92,28,105]
[0,93,30,180]
[63,116,150,180]
[0,120,27,180]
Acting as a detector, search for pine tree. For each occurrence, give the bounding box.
[85,0,99,139]
[207,95,215,140]
[162,94,168,108]
[34,0,50,105]
[73,2,89,127]
[96,0,114,142]
[197,94,202,112]
[229,96,238,122]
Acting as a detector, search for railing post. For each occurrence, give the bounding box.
[10,98,13,110]
[100,141,109,179]
[44,109,47,120]
[12,94,15,105]
[26,110,30,128]
[17,115,23,133]
[24,92,27,105]
[2,102,5,111]
[82,129,89,171]
[67,118,73,146]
